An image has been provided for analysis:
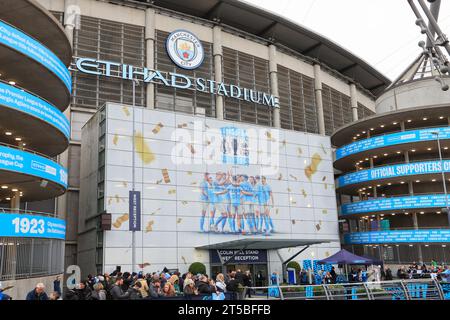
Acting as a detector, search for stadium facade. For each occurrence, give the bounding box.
[4,0,397,288]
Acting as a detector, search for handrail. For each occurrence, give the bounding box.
[339,125,450,151]
[244,279,449,300]
[0,141,57,162]
[0,207,56,218]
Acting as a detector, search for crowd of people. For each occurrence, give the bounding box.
[395,261,450,281]
[11,268,254,301]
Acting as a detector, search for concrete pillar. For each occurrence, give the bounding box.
[56,0,76,220]
[412,212,423,263]
[10,190,20,210]
[268,45,280,128]
[145,8,156,109]
[350,83,358,122]
[313,64,325,135]
[213,26,224,120]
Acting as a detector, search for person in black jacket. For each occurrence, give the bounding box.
[196,275,213,294]
[243,270,253,298]
[226,272,239,300]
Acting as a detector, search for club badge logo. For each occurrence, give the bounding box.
[166,29,204,70]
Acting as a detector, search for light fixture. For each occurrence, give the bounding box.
[439,116,444,119]
[391,213,396,216]
[405,212,409,215]
[380,124,385,128]
[388,183,392,186]
[1,185,8,189]
[377,184,381,187]
[396,151,401,154]
[400,181,405,184]
[5,197,10,200]
[411,149,416,152]
[8,81,15,85]
[362,131,366,134]
[409,244,413,247]
[416,180,420,183]
[432,179,437,182]
[370,128,374,131]
[423,117,428,121]
[384,153,388,156]
[15,137,21,141]
[437,211,442,214]
[5,132,12,136]
[393,122,398,125]
[443,245,447,248]
[420,212,425,215]
[407,119,412,123]
[427,148,432,151]
[11,188,18,192]
[444,147,449,150]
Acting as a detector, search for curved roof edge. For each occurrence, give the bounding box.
[0,0,72,66]
[123,0,391,97]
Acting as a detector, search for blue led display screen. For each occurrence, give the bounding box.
[0,20,71,92]
[344,229,450,244]
[340,194,450,215]
[337,160,450,188]
[0,145,67,188]
[336,127,450,160]
[0,213,65,240]
[0,82,70,139]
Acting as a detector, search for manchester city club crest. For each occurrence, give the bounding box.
[166,30,204,70]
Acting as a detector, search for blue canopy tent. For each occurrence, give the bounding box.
[317,249,375,283]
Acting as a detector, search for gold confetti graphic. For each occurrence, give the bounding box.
[315,220,323,231]
[188,143,196,154]
[168,189,176,195]
[181,256,187,264]
[322,209,328,215]
[322,176,327,181]
[289,174,298,181]
[321,143,327,155]
[156,179,163,184]
[301,189,307,198]
[122,181,128,187]
[325,251,330,257]
[177,218,182,224]
[297,148,303,156]
[287,187,292,192]
[277,173,283,180]
[187,171,193,176]
[113,214,129,229]
[162,169,171,183]
[134,132,155,164]
[122,106,130,117]
[150,208,161,215]
[305,153,322,181]
[177,123,188,129]
[152,122,164,134]
[138,263,151,269]
[181,201,188,205]
[275,208,279,215]
[190,181,198,186]
[291,219,296,225]
[281,140,287,146]
[145,220,154,233]
[324,184,328,190]
[113,134,119,145]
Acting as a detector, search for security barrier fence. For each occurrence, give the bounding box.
[244,279,450,300]
[0,237,64,281]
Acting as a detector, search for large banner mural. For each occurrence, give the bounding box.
[101,104,339,271]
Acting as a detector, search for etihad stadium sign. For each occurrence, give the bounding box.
[75,57,279,108]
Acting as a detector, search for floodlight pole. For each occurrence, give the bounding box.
[432,132,450,228]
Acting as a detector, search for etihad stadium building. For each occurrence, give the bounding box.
[3,0,396,287]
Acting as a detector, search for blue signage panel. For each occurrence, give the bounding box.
[340,194,450,215]
[337,160,450,188]
[344,229,450,244]
[0,20,71,92]
[336,127,450,160]
[0,82,70,139]
[129,190,141,231]
[0,213,66,240]
[0,146,67,188]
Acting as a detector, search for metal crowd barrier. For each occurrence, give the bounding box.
[243,279,450,300]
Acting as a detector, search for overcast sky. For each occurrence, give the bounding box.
[244,0,450,80]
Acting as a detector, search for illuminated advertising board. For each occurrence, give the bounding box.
[0,213,66,240]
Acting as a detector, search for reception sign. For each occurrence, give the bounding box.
[336,127,450,160]
[0,213,66,240]
[344,229,450,244]
[340,194,450,215]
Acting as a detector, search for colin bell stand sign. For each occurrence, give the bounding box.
[129,190,141,231]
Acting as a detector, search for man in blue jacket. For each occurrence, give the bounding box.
[26,283,49,301]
